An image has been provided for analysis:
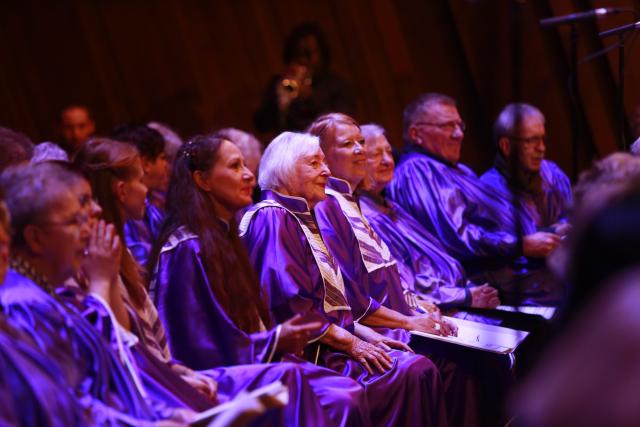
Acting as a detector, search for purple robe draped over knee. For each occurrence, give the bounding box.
[151,226,370,427]
[0,268,158,423]
[240,190,447,427]
[480,159,572,235]
[0,316,88,427]
[315,178,414,320]
[359,191,471,308]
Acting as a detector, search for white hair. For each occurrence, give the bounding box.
[259,132,320,191]
[360,123,386,140]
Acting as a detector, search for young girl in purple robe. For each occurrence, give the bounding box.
[148,133,370,427]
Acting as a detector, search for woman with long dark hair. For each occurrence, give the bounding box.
[149,133,369,427]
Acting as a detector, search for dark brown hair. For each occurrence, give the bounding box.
[149,134,271,333]
[75,138,146,308]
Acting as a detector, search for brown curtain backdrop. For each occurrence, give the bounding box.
[1,0,639,176]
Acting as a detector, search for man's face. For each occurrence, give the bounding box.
[514,115,546,173]
[60,107,95,153]
[410,103,464,165]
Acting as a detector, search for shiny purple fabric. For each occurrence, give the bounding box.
[315,178,414,319]
[0,316,88,427]
[241,190,448,427]
[0,269,157,422]
[480,159,572,235]
[152,230,370,427]
[388,146,519,262]
[359,192,471,309]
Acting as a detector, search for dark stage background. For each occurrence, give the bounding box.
[2,0,640,177]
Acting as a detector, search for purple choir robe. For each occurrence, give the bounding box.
[359,191,471,309]
[240,190,447,427]
[388,146,519,262]
[0,316,88,427]
[480,159,572,236]
[151,226,370,427]
[0,268,158,424]
[58,284,214,415]
[315,177,414,323]
[311,180,506,426]
[388,146,562,305]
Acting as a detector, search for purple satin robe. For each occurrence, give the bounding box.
[241,190,447,427]
[151,227,370,427]
[58,285,214,415]
[0,316,88,427]
[480,159,572,235]
[315,178,414,321]
[359,192,471,309]
[389,147,563,305]
[0,268,158,423]
[388,146,519,262]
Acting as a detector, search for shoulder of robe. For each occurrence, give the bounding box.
[0,270,50,306]
[160,226,199,255]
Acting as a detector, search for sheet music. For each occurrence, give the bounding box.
[191,381,289,424]
[410,316,529,354]
[496,305,557,320]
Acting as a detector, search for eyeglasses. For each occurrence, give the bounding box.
[510,135,546,146]
[414,120,466,133]
[39,212,91,229]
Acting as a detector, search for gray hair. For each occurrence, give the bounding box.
[630,137,640,156]
[216,127,263,175]
[360,123,386,141]
[259,132,321,191]
[147,121,183,160]
[31,142,70,164]
[1,163,84,248]
[493,103,545,147]
[402,93,456,144]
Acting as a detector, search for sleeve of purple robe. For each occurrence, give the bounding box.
[152,237,280,370]
[361,198,471,308]
[240,206,337,335]
[541,160,573,225]
[389,154,520,261]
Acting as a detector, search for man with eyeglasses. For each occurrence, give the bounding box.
[388,93,566,305]
[482,103,572,241]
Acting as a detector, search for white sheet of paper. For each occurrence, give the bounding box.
[191,380,289,424]
[496,305,557,320]
[410,316,529,354]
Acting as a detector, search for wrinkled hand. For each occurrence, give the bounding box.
[181,371,218,403]
[470,284,501,309]
[523,232,561,258]
[82,220,121,292]
[355,324,413,353]
[276,314,323,355]
[347,337,393,375]
[418,300,442,317]
[408,314,458,337]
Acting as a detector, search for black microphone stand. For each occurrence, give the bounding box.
[599,21,640,151]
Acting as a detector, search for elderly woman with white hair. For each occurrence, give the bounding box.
[239,131,447,427]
